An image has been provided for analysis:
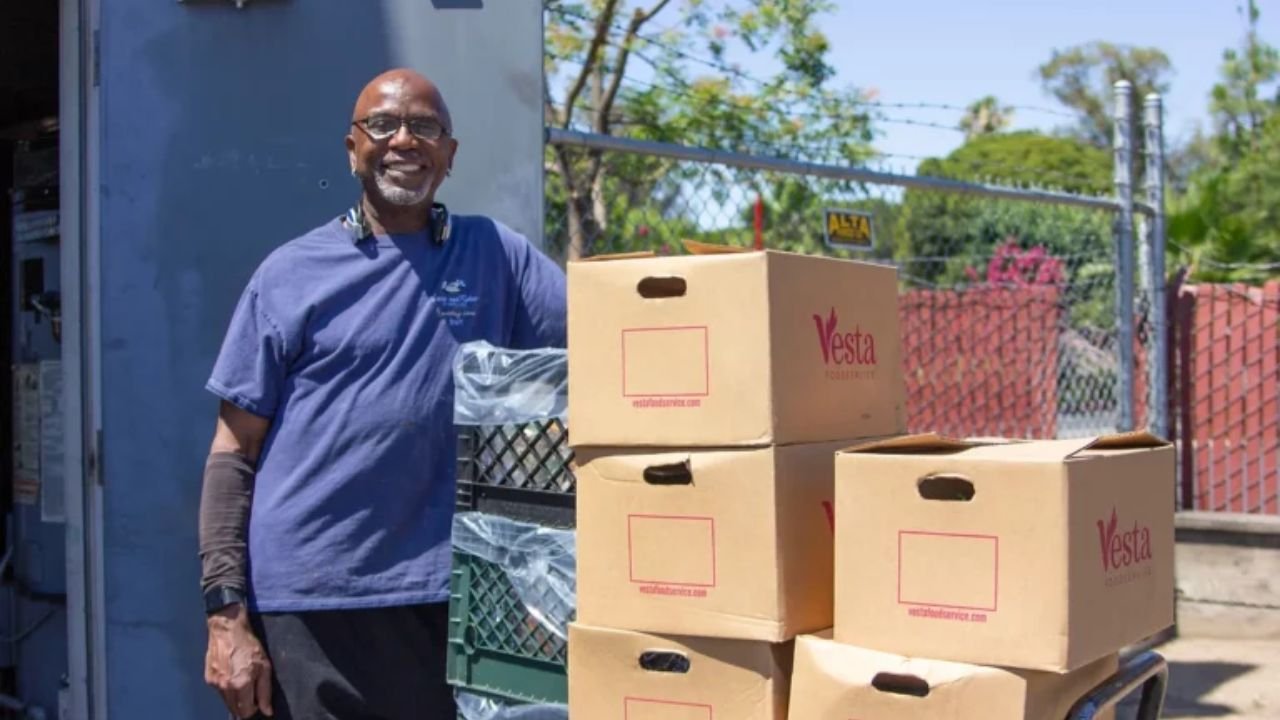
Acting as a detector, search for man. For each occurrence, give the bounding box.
[198,68,566,719]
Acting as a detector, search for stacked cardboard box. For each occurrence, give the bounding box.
[786,432,1176,718]
[787,632,1121,720]
[564,245,907,719]
[561,242,1177,719]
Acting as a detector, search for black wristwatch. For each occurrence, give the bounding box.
[204,585,246,615]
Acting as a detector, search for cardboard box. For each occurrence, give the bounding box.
[833,432,1175,672]
[575,439,857,641]
[566,246,905,447]
[787,634,1118,720]
[568,622,792,720]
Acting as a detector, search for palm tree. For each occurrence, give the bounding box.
[960,96,1015,138]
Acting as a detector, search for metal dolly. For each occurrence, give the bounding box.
[1067,650,1169,719]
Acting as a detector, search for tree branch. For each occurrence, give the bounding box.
[599,0,676,134]
[635,0,675,26]
[563,0,621,129]
[543,71,562,127]
[553,142,577,195]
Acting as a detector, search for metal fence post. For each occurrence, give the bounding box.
[1113,80,1137,431]
[1144,94,1169,440]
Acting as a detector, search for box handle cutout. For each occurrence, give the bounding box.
[637,276,687,298]
[643,461,693,485]
[871,672,931,698]
[638,651,691,674]
[917,474,976,501]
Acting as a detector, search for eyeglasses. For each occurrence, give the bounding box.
[353,114,451,141]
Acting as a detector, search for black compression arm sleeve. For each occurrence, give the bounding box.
[198,452,255,594]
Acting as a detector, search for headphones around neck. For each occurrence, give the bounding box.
[345,201,451,245]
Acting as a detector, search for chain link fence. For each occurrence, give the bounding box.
[1169,279,1280,514]
[544,129,1138,440]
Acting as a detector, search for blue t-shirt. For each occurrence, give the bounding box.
[206,213,566,612]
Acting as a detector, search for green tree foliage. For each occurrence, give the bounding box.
[1037,41,1172,192]
[1209,0,1280,162]
[1171,112,1280,280]
[1169,0,1280,281]
[543,0,875,259]
[1037,42,1172,148]
[917,131,1111,194]
[899,132,1116,326]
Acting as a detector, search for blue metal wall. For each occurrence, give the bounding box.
[95,1,542,715]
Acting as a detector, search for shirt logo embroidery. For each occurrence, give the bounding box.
[436,279,479,327]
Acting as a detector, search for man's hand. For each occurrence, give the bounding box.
[205,604,273,718]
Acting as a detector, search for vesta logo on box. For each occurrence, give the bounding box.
[1096,507,1154,586]
[813,307,877,375]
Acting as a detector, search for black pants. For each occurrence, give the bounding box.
[246,602,456,720]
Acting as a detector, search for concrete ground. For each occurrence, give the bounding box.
[1152,514,1280,719]
[1138,636,1280,720]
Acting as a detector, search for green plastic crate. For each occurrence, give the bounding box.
[446,534,573,704]
[455,419,576,530]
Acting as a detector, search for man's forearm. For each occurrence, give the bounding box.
[199,451,256,594]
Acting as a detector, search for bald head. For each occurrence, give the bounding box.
[351,68,453,134]
[345,68,459,222]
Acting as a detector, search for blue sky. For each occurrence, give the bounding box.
[731,0,1277,169]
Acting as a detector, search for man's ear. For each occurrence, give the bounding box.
[345,134,357,174]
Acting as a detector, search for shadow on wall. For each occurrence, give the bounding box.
[102,1,395,716]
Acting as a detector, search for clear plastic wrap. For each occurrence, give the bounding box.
[451,511,576,641]
[455,691,569,720]
[453,340,568,425]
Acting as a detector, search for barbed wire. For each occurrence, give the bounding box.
[546,63,1114,197]
[547,96,917,171]
[549,48,848,125]
[546,4,1078,120]
[550,53,966,139]
[546,95,1113,190]
[548,5,787,90]
[545,6,1113,187]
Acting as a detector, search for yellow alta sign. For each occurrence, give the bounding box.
[824,208,874,250]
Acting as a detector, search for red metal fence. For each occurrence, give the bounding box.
[899,279,1280,516]
[900,286,1062,439]
[1170,279,1280,514]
